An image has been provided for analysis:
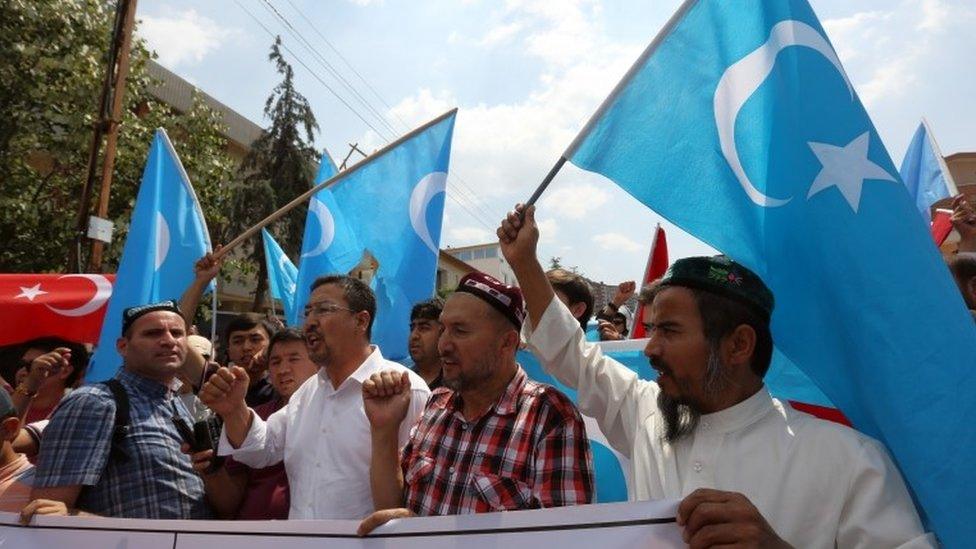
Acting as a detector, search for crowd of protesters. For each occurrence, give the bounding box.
[0,196,973,546]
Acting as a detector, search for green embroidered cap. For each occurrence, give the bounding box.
[659,256,774,320]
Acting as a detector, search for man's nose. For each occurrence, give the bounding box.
[643,329,661,358]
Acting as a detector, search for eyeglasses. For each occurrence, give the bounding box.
[304,302,356,319]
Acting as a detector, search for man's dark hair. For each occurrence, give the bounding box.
[266,328,307,362]
[948,253,976,310]
[640,284,773,377]
[16,337,90,388]
[547,268,594,329]
[410,298,444,322]
[310,275,377,338]
[224,313,275,344]
[948,254,976,285]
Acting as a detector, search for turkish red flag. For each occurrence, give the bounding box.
[930,208,953,246]
[0,274,115,346]
[630,225,668,339]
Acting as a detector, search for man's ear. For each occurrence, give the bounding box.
[500,329,521,356]
[966,276,976,307]
[355,311,371,336]
[116,337,127,358]
[569,302,587,320]
[722,324,757,372]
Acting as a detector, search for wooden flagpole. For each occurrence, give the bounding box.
[216,108,458,259]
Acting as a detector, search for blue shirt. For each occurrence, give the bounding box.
[34,369,212,519]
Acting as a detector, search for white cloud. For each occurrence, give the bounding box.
[537,217,559,243]
[539,183,609,219]
[479,22,524,46]
[139,10,234,68]
[920,0,951,30]
[797,0,976,166]
[448,226,494,245]
[591,232,643,252]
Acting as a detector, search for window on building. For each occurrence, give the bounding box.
[473,248,485,260]
[485,247,497,258]
[458,250,472,261]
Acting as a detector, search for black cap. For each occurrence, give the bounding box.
[122,300,183,335]
[659,256,774,320]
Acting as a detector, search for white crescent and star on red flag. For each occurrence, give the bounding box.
[1,274,116,346]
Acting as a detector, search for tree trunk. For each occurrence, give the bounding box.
[251,239,269,312]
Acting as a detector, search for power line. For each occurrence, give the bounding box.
[281,0,413,131]
[234,0,392,140]
[258,0,401,140]
[272,1,505,227]
[271,1,508,230]
[235,0,502,232]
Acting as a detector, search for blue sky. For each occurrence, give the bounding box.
[139,0,975,284]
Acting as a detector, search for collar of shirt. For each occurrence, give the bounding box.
[116,369,181,398]
[698,386,774,434]
[445,366,527,419]
[315,345,387,392]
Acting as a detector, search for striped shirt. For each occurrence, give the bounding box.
[401,367,594,515]
[34,369,212,518]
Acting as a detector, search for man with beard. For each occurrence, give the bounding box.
[497,204,933,548]
[200,275,429,519]
[357,272,593,535]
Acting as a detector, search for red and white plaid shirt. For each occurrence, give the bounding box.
[400,367,594,515]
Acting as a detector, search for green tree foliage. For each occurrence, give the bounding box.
[0,0,235,272]
[226,36,319,310]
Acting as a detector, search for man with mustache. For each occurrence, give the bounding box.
[21,300,212,521]
[188,328,318,519]
[357,272,593,535]
[200,275,430,519]
[498,204,933,548]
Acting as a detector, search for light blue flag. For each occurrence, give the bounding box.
[564,0,976,544]
[291,151,365,326]
[87,129,212,382]
[261,228,298,322]
[325,111,456,359]
[899,120,955,222]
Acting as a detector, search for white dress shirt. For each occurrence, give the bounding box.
[524,297,935,548]
[218,346,430,519]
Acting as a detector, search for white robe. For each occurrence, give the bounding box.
[524,296,935,548]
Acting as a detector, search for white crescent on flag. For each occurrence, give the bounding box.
[44,274,113,317]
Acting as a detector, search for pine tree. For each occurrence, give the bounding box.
[226,36,319,310]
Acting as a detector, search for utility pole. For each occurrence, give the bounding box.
[338,142,368,170]
[69,0,139,273]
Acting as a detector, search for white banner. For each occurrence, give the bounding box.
[0,500,682,548]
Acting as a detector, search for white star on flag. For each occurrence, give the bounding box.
[806,132,897,213]
[15,284,48,302]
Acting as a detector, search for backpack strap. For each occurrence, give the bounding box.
[102,379,131,464]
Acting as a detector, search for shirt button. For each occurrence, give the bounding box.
[693,461,703,473]
[316,461,322,469]
[701,421,709,430]
[461,423,468,431]
[449,466,456,474]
